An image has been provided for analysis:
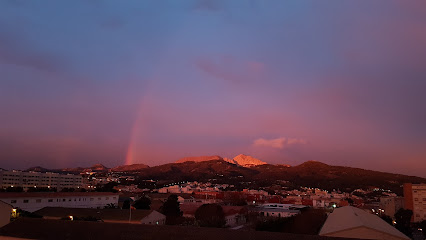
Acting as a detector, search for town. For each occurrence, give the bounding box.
[0,165,424,240]
[1,0,425,239]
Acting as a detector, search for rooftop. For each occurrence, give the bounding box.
[34,207,158,222]
[0,218,360,240]
[319,206,409,239]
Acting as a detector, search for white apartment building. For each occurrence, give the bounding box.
[0,170,83,190]
[0,192,119,212]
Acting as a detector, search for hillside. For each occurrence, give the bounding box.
[138,160,259,182]
[110,164,149,172]
[175,154,266,167]
[175,155,225,164]
[22,159,426,195]
[134,160,426,194]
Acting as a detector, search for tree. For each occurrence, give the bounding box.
[6,187,23,192]
[133,196,151,210]
[122,199,131,209]
[380,215,393,225]
[61,188,75,192]
[345,198,354,205]
[420,220,426,238]
[394,208,413,238]
[104,203,117,209]
[160,195,182,225]
[195,204,226,228]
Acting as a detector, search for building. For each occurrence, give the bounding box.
[0,170,82,190]
[254,203,301,218]
[222,206,247,227]
[0,192,119,212]
[319,206,409,240]
[379,197,404,219]
[403,183,426,222]
[35,207,166,225]
[0,200,12,228]
[0,218,356,240]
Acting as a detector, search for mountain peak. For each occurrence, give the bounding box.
[297,160,329,168]
[233,154,266,167]
[88,164,108,171]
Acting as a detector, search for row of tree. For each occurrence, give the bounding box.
[123,194,227,227]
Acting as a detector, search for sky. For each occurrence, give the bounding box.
[0,0,425,177]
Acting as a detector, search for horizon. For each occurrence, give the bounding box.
[4,155,426,180]
[1,1,425,177]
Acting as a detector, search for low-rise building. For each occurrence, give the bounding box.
[254,203,301,218]
[0,192,119,212]
[35,207,166,225]
[379,196,404,219]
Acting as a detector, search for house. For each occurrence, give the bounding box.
[222,206,247,227]
[319,206,409,240]
[253,203,301,218]
[34,207,166,225]
[0,218,355,240]
[0,200,12,228]
[0,192,119,212]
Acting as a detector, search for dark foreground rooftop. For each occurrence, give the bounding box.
[0,218,361,240]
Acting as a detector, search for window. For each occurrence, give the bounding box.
[90,198,94,201]
[11,200,16,204]
[48,199,53,202]
[106,197,109,200]
[36,199,42,203]
[63,199,66,202]
[23,200,29,203]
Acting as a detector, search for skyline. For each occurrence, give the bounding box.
[1,0,426,177]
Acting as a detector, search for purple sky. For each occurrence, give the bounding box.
[0,0,425,177]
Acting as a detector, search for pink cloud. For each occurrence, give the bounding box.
[253,137,307,149]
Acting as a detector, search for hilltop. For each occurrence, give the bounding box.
[175,154,266,167]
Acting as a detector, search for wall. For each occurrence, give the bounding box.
[0,201,12,228]
[0,194,119,212]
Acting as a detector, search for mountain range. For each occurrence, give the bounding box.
[22,154,426,194]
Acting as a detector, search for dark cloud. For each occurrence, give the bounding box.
[0,24,65,73]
